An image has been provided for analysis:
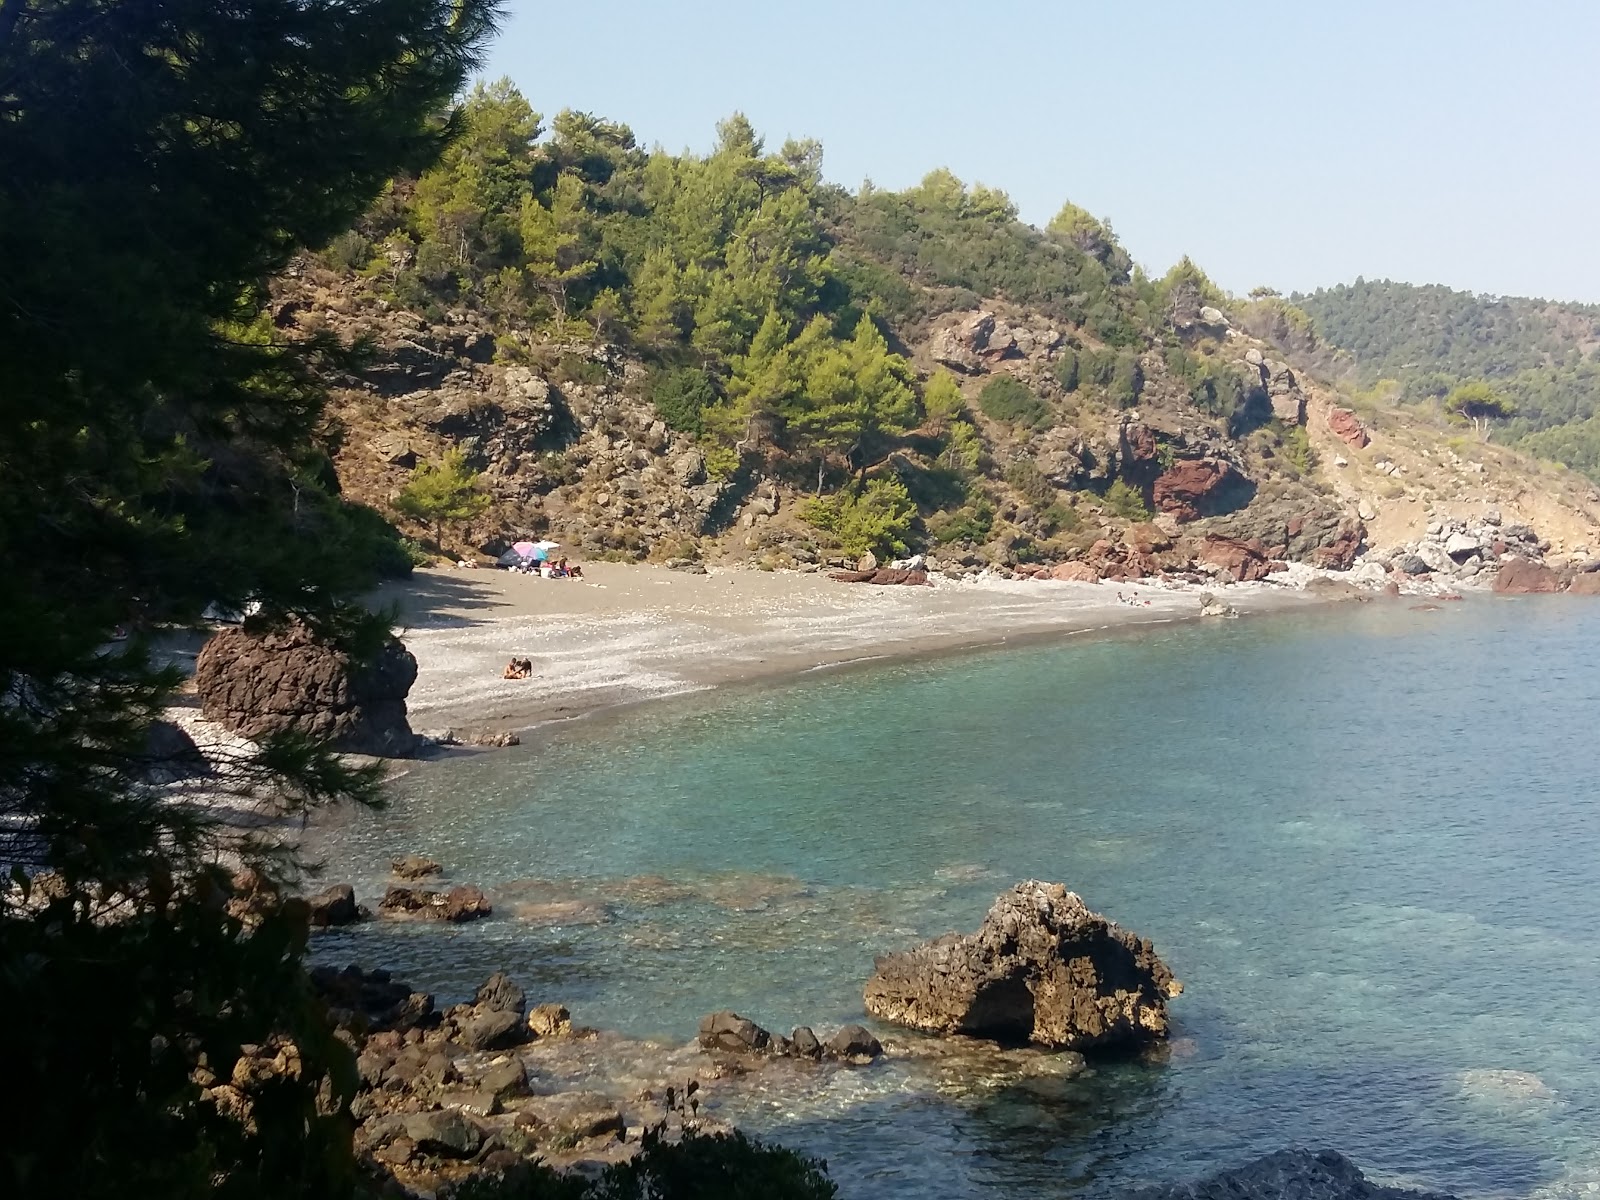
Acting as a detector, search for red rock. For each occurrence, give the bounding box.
[1151,459,1246,522]
[1327,407,1370,449]
[1493,558,1562,594]
[1311,520,1365,570]
[1127,522,1174,554]
[1197,534,1279,582]
[1564,571,1600,595]
[1120,423,1161,468]
[1050,562,1100,582]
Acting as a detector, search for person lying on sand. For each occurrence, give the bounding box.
[502,657,533,680]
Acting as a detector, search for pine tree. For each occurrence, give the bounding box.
[0,3,500,1195]
[393,450,492,551]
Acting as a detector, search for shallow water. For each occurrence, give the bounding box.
[305,598,1600,1198]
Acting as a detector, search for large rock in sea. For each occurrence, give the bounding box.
[863,881,1181,1051]
[1492,557,1562,594]
[194,617,418,756]
[1125,1149,1455,1200]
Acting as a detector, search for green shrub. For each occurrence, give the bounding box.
[555,353,609,386]
[1277,422,1318,476]
[703,443,741,481]
[1040,501,1081,534]
[937,419,984,474]
[1004,457,1056,508]
[1052,348,1080,392]
[978,375,1050,429]
[926,496,995,544]
[1102,478,1152,520]
[801,478,916,558]
[1107,350,1144,409]
[321,228,373,272]
[650,366,719,434]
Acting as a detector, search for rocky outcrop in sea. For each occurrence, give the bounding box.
[864,881,1181,1050]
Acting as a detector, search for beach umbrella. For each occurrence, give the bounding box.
[534,540,560,550]
[512,541,537,557]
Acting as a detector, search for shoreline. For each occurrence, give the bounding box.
[376,564,1348,741]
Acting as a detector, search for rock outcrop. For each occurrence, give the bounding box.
[1152,459,1249,522]
[863,881,1181,1051]
[193,618,418,757]
[1125,1150,1455,1200]
[1493,557,1562,594]
[1196,535,1283,583]
[1327,407,1371,449]
[696,1010,883,1062]
[378,884,493,923]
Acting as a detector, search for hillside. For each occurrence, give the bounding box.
[1289,280,1600,481]
[293,81,1600,580]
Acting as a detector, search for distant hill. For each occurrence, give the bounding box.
[1292,280,1600,480]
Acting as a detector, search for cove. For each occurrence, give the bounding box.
[304,598,1600,1199]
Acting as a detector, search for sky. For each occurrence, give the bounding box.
[483,0,1600,303]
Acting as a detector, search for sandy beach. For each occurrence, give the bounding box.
[375,564,1328,734]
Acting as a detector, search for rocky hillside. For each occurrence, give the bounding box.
[289,83,1600,585]
[295,258,1600,584]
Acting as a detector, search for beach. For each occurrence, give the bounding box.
[375,564,1328,734]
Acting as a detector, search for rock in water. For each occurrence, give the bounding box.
[193,617,418,757]
[863,881,1181,1050]
[1493,557,1562,594]
[1124,1149,1456,1200]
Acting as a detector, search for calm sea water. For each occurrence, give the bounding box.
[305,598,1600,1199]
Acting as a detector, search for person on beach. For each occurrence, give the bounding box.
[502,657,532,680]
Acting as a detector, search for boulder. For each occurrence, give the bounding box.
[1327,407,1371,449]
[697,1010,771,1054]
[1565,571,1600,595]
[863,881,1181,1051]
[1197,535,1281,583]
[480,1060,530,1103]
[526,1003,573,1039]
[1151,459,1248,522]
[856,551,879,572]
[474,972,526,1017]
[1444,531,1480,559]
[789,1026,822,1059]
[403,1110,482,1159]
[929,310,999,373]
[442,885,493,922]
[307,884,365,928]
[1125,1149,1455,1200]
[1392,553,1430,576]
[377,884,492,923]
[391,853,442,880]
[460,1010,525,1052]
[1494,557,1561,594]
[1050,562,1100,583]
[824,1025,883,1060]
[1197,593,1238,619]
[193,618,418,757]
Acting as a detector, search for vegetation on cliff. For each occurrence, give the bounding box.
[1288,279,1600,478]
[314,79,1346,565]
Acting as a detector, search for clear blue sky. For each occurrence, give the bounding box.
[484,0,1600,302]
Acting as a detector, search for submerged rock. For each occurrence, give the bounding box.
[863,880,1181,1051]
[1125,1149,1455,1200]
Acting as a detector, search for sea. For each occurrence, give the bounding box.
[303,597,1600,1199]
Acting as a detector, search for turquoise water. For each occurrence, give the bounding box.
[306,598,1600,1199]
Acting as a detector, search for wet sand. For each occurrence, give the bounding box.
[375,564,1326,734]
